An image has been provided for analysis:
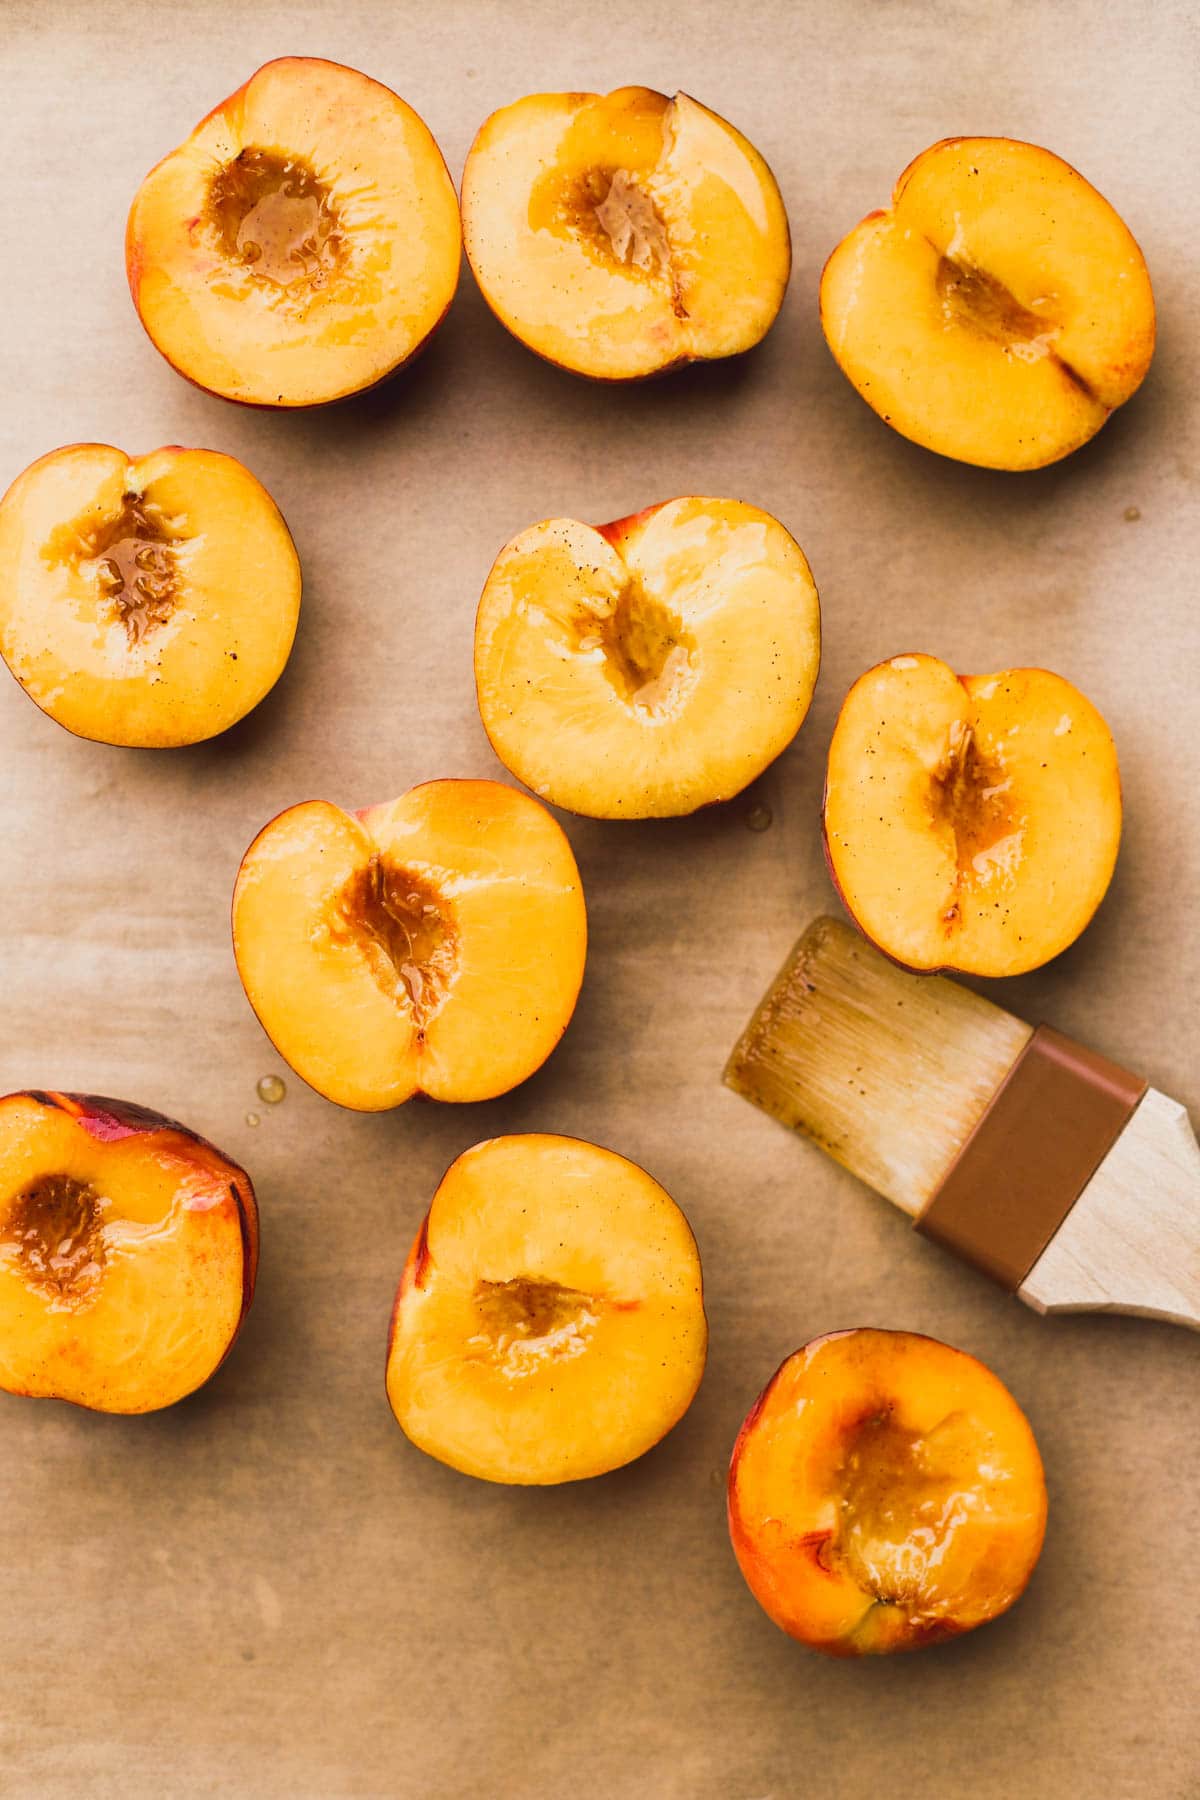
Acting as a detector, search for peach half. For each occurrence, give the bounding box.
[0,443,300,747]
[232,780,586,1110]
[127,57,461,406]
[386,1134,707,1484]
[0,1091,257,1414]
[823,655,1121,976]
[728,1329,1047,1655]
[820,137,1155,468]
[475,497,820,817]
[462,87,790,379]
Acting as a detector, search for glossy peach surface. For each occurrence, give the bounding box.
[0,1091,257,1413]
[232,780,587,1110]
[386,1134,707,1483]
[728,1329,1047,1654]
[475,496,820,817]
[462,87,789,378]
[0,443,300,746]
[127,57,461,406]
[821,136,1155,468]
[823,654,1122,975]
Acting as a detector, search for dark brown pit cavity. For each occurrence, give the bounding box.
[472,1277,597,1375]
[577,580,696,715]
[210,148,344,288]
[837,1405,964,1605]
[85,493,180,645]
[337,857,457,1027]
[936,255,1057,357]
[931,719,1023,908]
[4,1175,107,1306]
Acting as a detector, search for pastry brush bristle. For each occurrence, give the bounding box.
[723,916,1032,1215]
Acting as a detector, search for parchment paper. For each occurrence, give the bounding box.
[2,3,1197,1795]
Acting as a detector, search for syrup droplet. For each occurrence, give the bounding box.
[1124,506,1141,522]
[245,1112,260,1128]
[256,1075,286,1105]
[746,802,773,833]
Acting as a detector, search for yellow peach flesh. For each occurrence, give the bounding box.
[474,497,820,817]
[824,655,1121,975]
[728,1329,1047,1654]
[0,443,300,747]
[386,1134,707,1484]
[0,1093,255,1414]
[127,57,461,406]
[820,137,1155,468]
[231,780,587,1110]
[462,88,789,379]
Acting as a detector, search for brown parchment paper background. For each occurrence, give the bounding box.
[1,3,1197,1795]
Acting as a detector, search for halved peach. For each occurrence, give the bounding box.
[462,88,790,380]
[386,1134,707,1484]
[820,137,1155,469]
[728,1329,1047,1655]
[475,497,820,817]
[0,1091,257,1414]
[0,443,301,747]
[823,655,1121,975]
[127,57,461,406]
[232,780,586,1110]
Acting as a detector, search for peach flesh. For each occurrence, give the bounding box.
[232,783,586,1110]
[728,1329,1048,1654]
[127,58,462,408]
[822,657,1122,975]
[463,89,789,382]
[0,442,302,748]
[474,498,820,819]
[386,1134,707,1484]
[0,1091,258,1413]
[819,138,1155,469]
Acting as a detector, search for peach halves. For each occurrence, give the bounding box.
[462,87,790,379]
[387,1135,707,1484]
[127,57,461,406]
[728,1329,1047,1654]
[232,780,587,1110]
[0,1092,257,1413]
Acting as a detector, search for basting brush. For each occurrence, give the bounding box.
[725,916,1200,1330]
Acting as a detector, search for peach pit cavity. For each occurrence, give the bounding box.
[79,493,181,645]
[336,857,457,1028]
[931,719,1023,914]
[577,579,696,716]
[837,1404,972,1608]
[936,255,1060,365]
[4,1175,107,1307]
[471,1276,598,1377]
[210,149,344,290]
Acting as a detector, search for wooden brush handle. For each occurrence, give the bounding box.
[916,1025,1146,1287]
[1019,1089,1200,1330]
